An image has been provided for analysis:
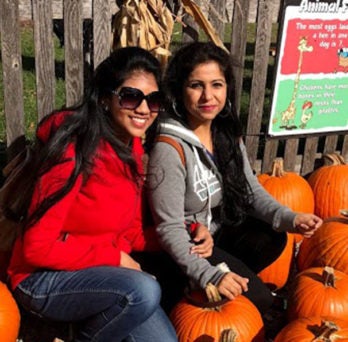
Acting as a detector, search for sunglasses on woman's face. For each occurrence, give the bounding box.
[112,87,162,112]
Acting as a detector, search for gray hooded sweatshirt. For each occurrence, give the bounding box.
[147,118,297,289]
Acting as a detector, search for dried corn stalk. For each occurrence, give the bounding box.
[112,0,174,66]
[180,0,229,53]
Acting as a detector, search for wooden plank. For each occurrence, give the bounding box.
[283,138,299,171]
[245,0,273,168]
[342,135,348,162]
[93,0,111,69]
[18,0,118,20]
[208,0,225,40]
[182,15,199,42]
[0,0,25,152]
[32,0,55,121]
[301,136,319,176]
[261,138,278,173]
[323,135,338,154]
[230,0,250,114]
[182,0,200,43]
[64,0,84,107]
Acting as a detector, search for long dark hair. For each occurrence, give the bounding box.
[3,46,162,231]
[154,41,253,225]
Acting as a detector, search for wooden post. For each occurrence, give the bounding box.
[32,0,55,121]
[64,0,84,107]
[245,0,273,169]
[208,0,225,40]
[230,0,250,115]
[93,0,111,69]
[0,0,26,157]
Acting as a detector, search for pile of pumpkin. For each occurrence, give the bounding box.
[169,153,348,341]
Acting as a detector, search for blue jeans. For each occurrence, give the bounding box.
[14,266,178,342]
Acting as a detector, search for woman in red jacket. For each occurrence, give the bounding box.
[5,47,177,341]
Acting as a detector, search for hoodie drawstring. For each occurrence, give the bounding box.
[192,146,212,231]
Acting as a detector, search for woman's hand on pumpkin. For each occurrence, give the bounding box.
[216,272,249,300]
[120,251,142,271]
[293,213,323,238]
[190,223,214,258]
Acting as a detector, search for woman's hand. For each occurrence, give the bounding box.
[120,251,142,271]
[216,272,249,300]
[293,213,323,238]
[190,223,214,258]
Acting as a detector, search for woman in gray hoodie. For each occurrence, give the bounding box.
[145,42,322,315]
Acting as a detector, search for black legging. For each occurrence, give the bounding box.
[134,217,287,315]
[215,216,287,274]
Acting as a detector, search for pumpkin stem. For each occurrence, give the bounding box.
[323,153,346,166]
[322,266,336,287]
[340,209,348,218]
[312,320,339,341]
[220,329,237,342]
[206,283,222,302]
[271,158,286,177]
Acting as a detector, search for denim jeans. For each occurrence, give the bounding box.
[14,266,178,342]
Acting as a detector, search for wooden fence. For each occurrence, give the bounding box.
[1,0,347,176]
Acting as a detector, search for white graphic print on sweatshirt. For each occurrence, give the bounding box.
[193,164,221,202]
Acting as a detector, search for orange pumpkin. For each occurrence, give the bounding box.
[170,284,264,342]
[257,233,294,290]
[307,153,348,219]
[275,317,348,342]
[257,158,314,289]
[0,281,20,342]
[257,158,315,215]
[297,214,348,273]
[287,266,348,321]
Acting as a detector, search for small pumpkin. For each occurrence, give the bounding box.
[257,233,294,290]
[307,153,348,219]
[287,266,348,321]
[274,317,348,342]
[297,212,348,273]
[170,283,264,342]
[0,281,20,342]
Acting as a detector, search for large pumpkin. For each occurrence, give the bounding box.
[257,158,314,288]
[275,317,348,342]
[297,213,348,273]
[0,281,20,342]
[170,283,264,342]
[307,153,348,219]
[257,158,315,215]
[287,266,348,321]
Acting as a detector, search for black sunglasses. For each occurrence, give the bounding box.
[112,87,162,112]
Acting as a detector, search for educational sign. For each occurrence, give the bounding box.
[268,0,348,137]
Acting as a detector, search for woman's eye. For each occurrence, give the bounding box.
[212,82,224,88]
[189,82,203,89]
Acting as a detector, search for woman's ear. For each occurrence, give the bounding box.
[100,97,111,112]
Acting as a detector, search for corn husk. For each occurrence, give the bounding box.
[112,0,174,66]
[180,0,229,53]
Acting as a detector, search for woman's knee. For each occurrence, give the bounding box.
[132,272,162,309]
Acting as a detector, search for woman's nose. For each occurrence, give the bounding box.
[135,99,151,114]
[202,87,213,100]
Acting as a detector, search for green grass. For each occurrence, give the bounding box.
[0,22,278,143]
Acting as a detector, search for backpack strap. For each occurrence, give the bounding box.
[155,135,186,167]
